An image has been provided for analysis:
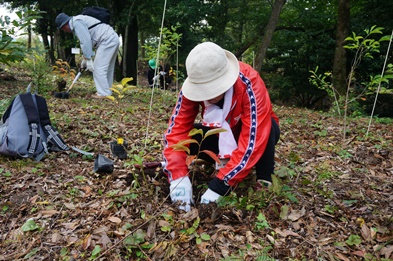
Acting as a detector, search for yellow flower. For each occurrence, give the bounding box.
[117,138,124,145]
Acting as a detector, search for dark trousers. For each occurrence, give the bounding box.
[190,118,280,182]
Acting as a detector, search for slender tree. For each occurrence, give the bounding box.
[332,0,350,95]
[254,0,286,72]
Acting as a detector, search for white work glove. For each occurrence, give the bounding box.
[81,58,87,68]
[153,75,160,81]
[201,188,221,204]
[86,59,94,72]
[160,71,166,75]
[170,176,193,212]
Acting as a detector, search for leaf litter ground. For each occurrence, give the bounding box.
[0,73,392,261]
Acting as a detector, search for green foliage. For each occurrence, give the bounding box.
[0,98,11,115]
[345,234,362,247]
[122,229,151,259]
[0,22,26,65]
[0,8,42,65]
[309,26,392,140]
[309,66,341,116]
[21,219,40,232]
[143,23,182,82]
[182,217,211,245]
[343,26,392,107]
[89,245,101,260]
[344,26,388,58]
[373,116,393,125]
[22,50,53,93]
[255,212,270,230]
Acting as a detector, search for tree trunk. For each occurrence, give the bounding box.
[122,17,138,85]
[41,33,55,63]
[27,25,32,49]
[332,0,350,96]
[254,0,286,72]
[121,4,138,85]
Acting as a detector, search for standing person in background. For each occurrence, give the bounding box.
[162,42,280,212]
[55,12,119,99]
[147,59,159,88]
[147,59,172,89]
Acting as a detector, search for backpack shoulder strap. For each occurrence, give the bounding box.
[88,22,103,30]
[34,95,69,151]
[18,93,43,158]
[1,97,16,123]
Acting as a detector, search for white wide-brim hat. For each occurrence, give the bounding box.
[182,42,240,102]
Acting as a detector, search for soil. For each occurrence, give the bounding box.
[0,70,392,261]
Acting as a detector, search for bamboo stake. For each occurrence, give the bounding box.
[366,29,393,136]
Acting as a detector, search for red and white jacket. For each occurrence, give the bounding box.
[163,62,279,187]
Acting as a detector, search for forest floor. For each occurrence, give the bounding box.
[0,70,392,261]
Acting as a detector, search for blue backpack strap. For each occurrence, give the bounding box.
[18,93,43,158]
[34,95,69,151]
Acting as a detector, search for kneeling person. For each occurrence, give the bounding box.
[163,42,280,211]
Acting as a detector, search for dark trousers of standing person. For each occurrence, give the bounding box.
[189,118,280,182]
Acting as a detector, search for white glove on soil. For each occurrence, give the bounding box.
[81,58,87,68]
[86,59,94,72]
[170,176,193,212]
[200,188,221,204]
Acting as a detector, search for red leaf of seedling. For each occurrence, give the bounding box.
[201,150,220,163]
[186,155,197,167]
[204,128,227,138]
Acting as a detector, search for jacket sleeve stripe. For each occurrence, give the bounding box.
[223,72,257,183]
[163,91,184,181]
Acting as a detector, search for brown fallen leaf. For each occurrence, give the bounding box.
[335,252,350,261]
[380,245,393,259]
[62,221,79,230]
[81,234,91,250]
[146,220,157,239]
[274,228,301,238]
[41,210,59,217]
[108,216,122,223]
[64,202,76,210]
[246,231,254,243]
[97,233,112,249]
[352,250,366,257]
[287,207,306,221]
[51,232,62,243]
[361,224,372,242]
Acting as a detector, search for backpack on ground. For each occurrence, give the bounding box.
[81,6,110,29]
[0,92,69,161]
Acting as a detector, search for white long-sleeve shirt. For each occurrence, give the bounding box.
[68,15,117,59]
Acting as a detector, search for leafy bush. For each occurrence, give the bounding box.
[0,8,42,65]
[0,16,26,65]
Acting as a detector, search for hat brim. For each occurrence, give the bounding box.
[58,17,71,29]
[182,50,239,102]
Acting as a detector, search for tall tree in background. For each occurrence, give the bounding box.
[254,0,286,72]
[112,0,139,84]
[332,0,350,95]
